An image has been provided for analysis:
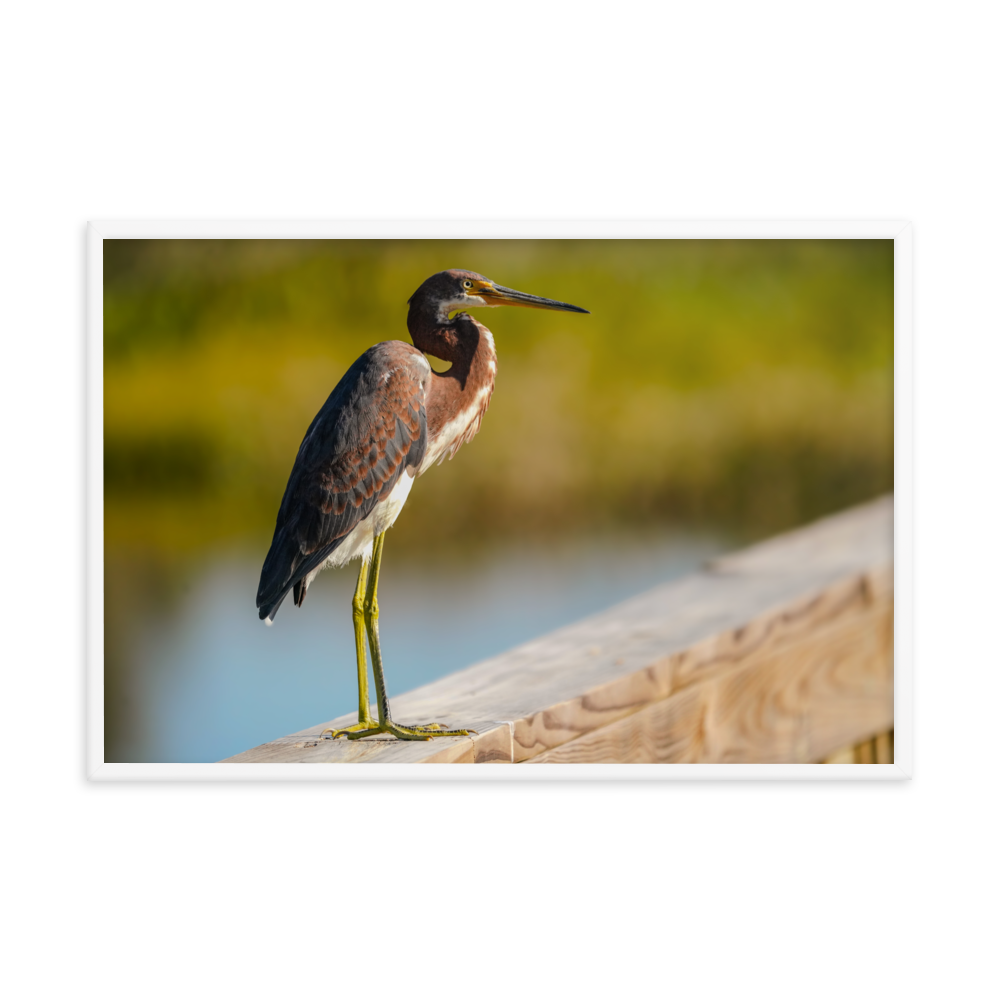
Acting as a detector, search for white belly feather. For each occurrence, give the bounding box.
[300,471,416,589]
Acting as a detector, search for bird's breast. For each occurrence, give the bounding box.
[417,318,496,474]
[419,381,494,473]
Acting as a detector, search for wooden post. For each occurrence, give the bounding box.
[224,497,893,764]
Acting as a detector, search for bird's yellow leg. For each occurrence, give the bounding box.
[321,556,376,739]
[329,531,476,742]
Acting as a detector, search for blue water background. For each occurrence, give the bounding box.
[115,530,727,762]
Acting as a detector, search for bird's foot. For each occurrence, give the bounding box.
[326,721,477,742]
[321,720,377,739]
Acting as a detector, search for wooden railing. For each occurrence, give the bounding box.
[224,497,893,765]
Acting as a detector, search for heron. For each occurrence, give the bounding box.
[255,269,589,740]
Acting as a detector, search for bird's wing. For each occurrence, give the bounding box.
[256,342,430,620]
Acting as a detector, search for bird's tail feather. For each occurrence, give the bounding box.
[256,526,348,624]
[259,590,288,626]
[256,527,302,623]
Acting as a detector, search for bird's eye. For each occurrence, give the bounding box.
[463,280,473,289]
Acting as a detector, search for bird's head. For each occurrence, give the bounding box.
[409,269,590,323]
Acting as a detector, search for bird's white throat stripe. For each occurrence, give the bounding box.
[420,385,493,472]
[485,332,497,374]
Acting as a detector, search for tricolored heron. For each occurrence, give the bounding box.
[256,269,589,740]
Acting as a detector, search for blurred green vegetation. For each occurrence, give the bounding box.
[103,239,893,554]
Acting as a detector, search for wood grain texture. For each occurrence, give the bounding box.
[528,571,892,763]
[223,497,894,765]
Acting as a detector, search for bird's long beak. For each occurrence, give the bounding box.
[480,283,590,314]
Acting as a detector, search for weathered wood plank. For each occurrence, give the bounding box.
[528,570,892,763]
[822,744,856,765]
[223,496,893,764]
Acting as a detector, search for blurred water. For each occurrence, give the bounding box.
[112,531,727,762]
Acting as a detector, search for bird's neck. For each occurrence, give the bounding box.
[407,305,497,446]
